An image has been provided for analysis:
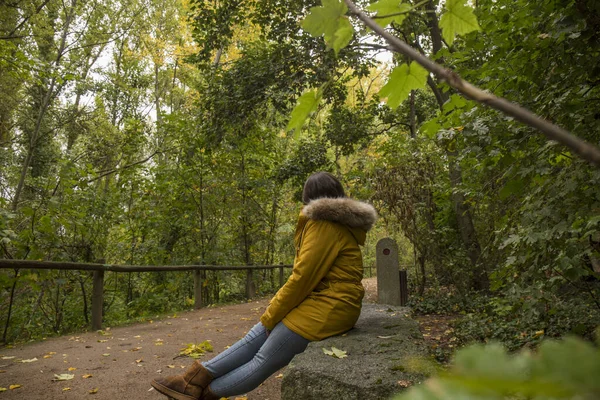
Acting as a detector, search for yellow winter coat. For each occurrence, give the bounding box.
[260,197,377,341]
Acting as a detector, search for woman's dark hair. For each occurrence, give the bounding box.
[302,172,346,204]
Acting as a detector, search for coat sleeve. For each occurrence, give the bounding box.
[260,220,341,330]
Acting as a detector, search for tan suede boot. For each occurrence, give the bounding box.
[200,386,221,400]
[151,360,213,400]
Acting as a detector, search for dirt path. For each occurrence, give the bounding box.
[0,299,277,400]
[0,279,380,400]
[0,278,383,400]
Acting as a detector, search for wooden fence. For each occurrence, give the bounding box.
[0,260,292,330]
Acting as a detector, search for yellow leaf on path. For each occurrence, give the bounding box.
[275,373,283,379]
[533,330,545,338]
[0,387,6,392]
[102,353,110,357]
[0,370,6,373]
[63,387,71,391]
[89,388,99,394]
[98,340,107,343]
[134,335,141,338]
[43,355,52,359]
[167,365,175,369]
[136,359,143,363]
[82,374,93,379]
[9,384,22,390]
[1,356,15,360]
[233,397,248,400]
[68,367,77,371]
[21,357,38,363]
[53,374,74,381]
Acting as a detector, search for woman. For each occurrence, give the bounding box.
[151,171,377,400]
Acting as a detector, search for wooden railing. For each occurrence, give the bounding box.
[0,260,293,330]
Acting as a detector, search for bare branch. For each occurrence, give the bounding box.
[344,0,600,167]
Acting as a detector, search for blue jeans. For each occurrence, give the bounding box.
[202,322,310,397]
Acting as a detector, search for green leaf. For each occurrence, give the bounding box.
[331,17,354,54]
[378,61,429,108]
[367,0,412,28]
[301,0,353,54]
[286,89,323,133]
[439,0,480,45]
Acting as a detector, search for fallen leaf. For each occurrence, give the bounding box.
[322,347,347,359]
[397,380,412,388]
[0,387,6,392]
[136,359,143,363]
[53,374,75,381]
[89,388,99,394]
[377,335,393,339]
[1,356,14,360]
[132,347,142,351]
[9,384,22,390]
[167,365,175,369]
[234,397,248,400]
[63,387,71,391]
[275,373,283,379]
[134,335,141,338]
[0,370,6,373]
[83,374,93,379]
[179,341,214,359]
[21,357,38,363]
[102,353,110,357]
[68,367,77,371]
[98,340,107,343]
[43,355,53,359]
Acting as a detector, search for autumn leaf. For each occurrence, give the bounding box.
[322,347,348,359]
[82,374,93,379]
[397,380,412,388]
[21,357,38,363]
[0,387,6,392]
[9,384,22,390]
[102,353,110,357]
[68,367,77,371]
[179,341,214,359]
[63,387,71,391]
[53,374,75,381]
[89,387,99,394]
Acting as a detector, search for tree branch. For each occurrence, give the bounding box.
[344,0,600,167]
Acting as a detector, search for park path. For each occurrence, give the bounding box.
[0,278,380,400]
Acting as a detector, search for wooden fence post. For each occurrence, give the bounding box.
[194,268,203,309]
[399,270,408,306]
[376,238,401,305]
[91,269,104,331]
[279,263,285,288]
[245,268,255,299]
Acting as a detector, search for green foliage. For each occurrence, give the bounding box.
[378,62,429,108]
[286,88,323,134]
[394,336,600,399]
[367,0,412,28]
[439,0,480,45]
[301,0,353,55]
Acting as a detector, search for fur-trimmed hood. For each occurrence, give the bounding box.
[303,197,377,233]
